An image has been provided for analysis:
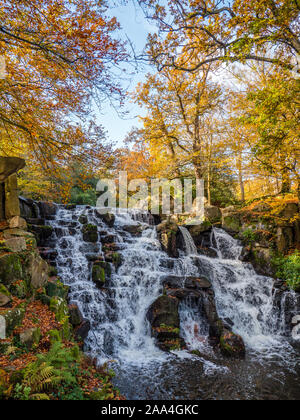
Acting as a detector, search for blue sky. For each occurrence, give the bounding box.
[97,2,155,147]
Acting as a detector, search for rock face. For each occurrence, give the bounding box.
[157,217,179,258]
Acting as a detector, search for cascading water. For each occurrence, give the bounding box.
[179,226,198,255]
[47,207,300,400]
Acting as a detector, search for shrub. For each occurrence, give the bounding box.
[273,251,300,291]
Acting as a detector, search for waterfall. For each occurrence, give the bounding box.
[46,207,300,399]
[179,226,198,255]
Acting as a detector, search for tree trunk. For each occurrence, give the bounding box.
[281,167,291,194]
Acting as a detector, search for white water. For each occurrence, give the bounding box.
[48,207,299,390]
[179,226,198,255]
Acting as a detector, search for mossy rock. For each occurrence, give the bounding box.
[79,214,88,225]
[92,265,106,288]
[0,253,23,286]
[0,284,11,307]
[46,279,69,299]
[2,305,26,336]
[220,330,246,359]
[82,224,98,243]
[222,215,241,233]
[8,280,27,299]
[94,261,112,278]
[111,253,122,270]
[49,297,69,322]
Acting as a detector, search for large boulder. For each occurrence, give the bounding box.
[147,295,184,352]
[28,253,50,288]
[187,221,212,245]
[0,157,25,182]
[147,295,180,328]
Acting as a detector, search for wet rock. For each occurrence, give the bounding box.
[82,224,98,243]
[187,222,212,246]
[19,197,40,219]
[68,304,83,327]
[64,204,77,210]
[95,210,115,228]
[122,224,144,236]
[147,295,180,328]
[101,234,116,244]
[74,319,91,342]
[92,264,106,288]
[220,330,246,359]
[28,224,54,246]
[38,201,57,218]
[79,214,88,225]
